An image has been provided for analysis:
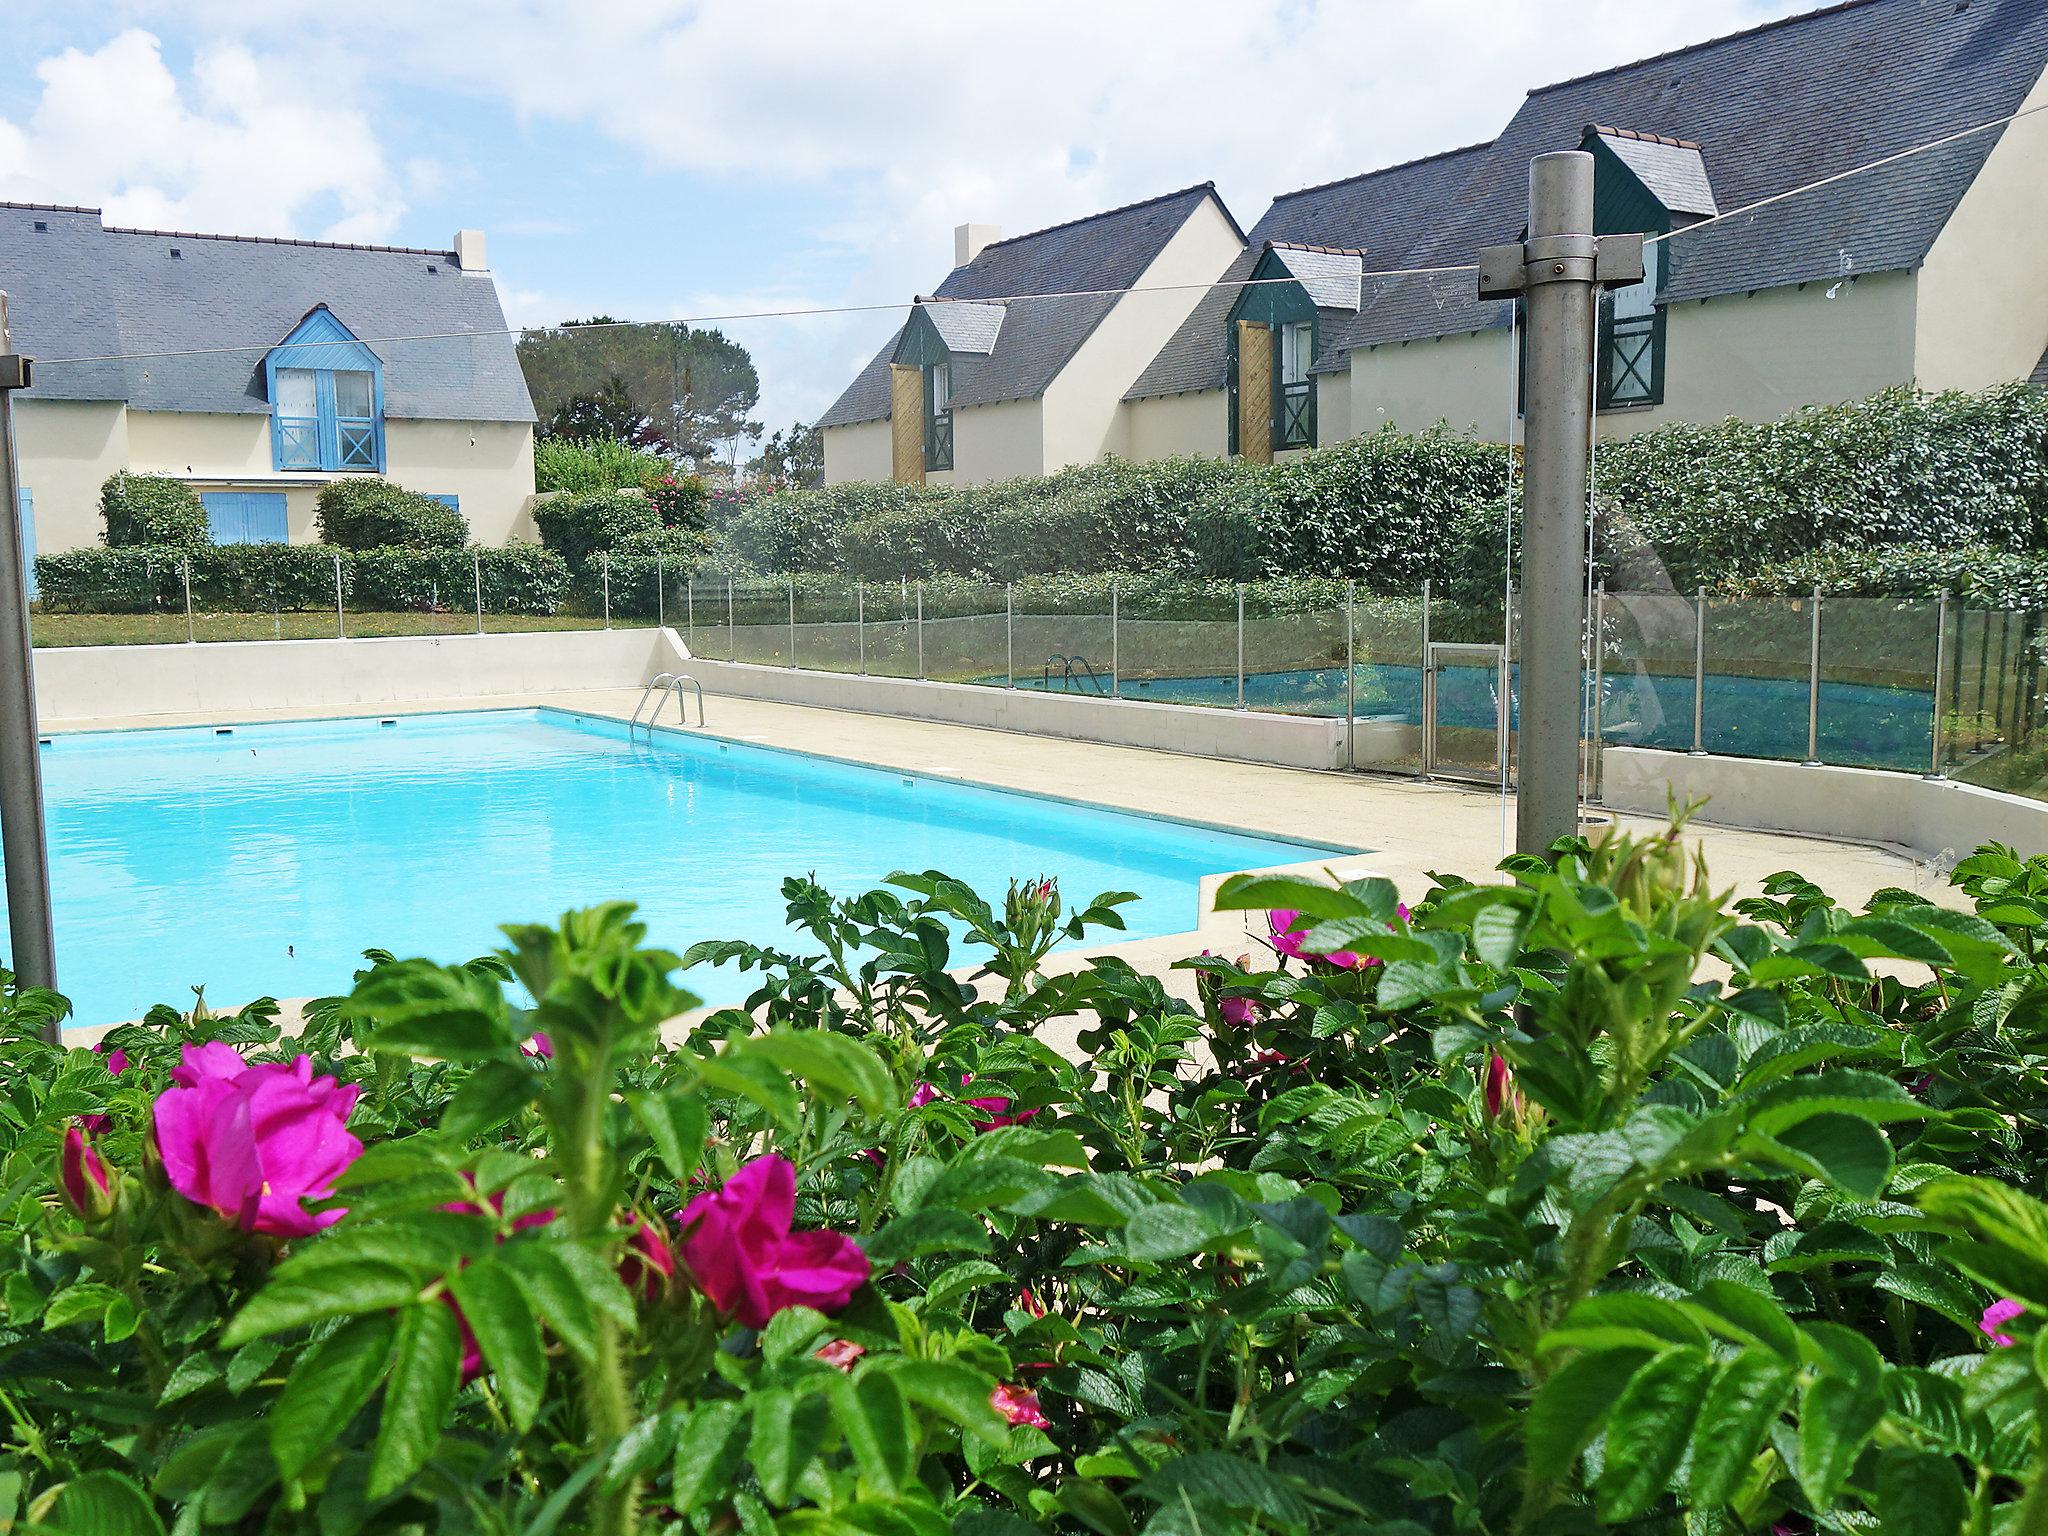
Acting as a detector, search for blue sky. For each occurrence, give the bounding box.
[0,1,1803,438]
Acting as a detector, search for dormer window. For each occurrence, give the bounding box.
[925,360,954,471]
[264,307,385,473]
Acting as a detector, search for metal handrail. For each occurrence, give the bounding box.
[1040,654,1108,695]
[628,672,706,732]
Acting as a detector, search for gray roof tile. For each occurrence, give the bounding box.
[0,202,535,422]
[1595,129,1718,218]
[818,182,1235,428]
[919,299,1006,354]
[1131,0,2048,399]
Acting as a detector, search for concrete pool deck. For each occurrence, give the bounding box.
[44,686,1948,1038]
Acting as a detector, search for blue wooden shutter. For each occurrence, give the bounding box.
[201,492,289,544]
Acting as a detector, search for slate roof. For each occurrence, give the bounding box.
[919,300,1006,355]
[1593,127,1718,220]
[0,201,534,422]
[1129,0,2048,398]
[817,183,1238,428]
[1265,245,1365,312]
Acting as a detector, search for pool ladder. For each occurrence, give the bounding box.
[629,672,705,733]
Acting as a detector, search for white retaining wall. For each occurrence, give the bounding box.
[1601,746,2048,860]
[32,627,681,722]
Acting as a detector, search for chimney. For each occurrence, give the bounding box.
[954,223,1001,267]
[453,229,488,272]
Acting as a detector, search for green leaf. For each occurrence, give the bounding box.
[1682,1279,1802,1360]
[746,1384,830,1507]
[627,1089,707,1186]
[1744,1069,1934,1135]
[369,1302,462,1500]
[1685,1352,1796,1508]
[1798,1373,1885,1505]
[1542,1292,1709,1354]
[35,1470,167,1536]
[356,959,515,1062]
[1121,1204,1218,1263]
[268,1313,395,1480]
[735,1030,894,1115]
[839,1370,912,1495]
[442,1060,538,1141]
[498,1239,600,1365]
[42,1283,120,1332]
[1212,873,1368,921]
[1524,1347,1650,1481]
[449,1257,547,1431]
[1751,1113,1893,1199]
[222,1260,422,1347]
[913,1156,1058,1215]
[671,1400,749,1515]
[881,1359,1008,1447]
[1875,1447,1969,1536]
[1595,1347,1713,1521]
[921,1260,1013,1314]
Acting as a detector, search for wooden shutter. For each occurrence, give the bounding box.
[1237,321,1273,465]
[889,365,926,485]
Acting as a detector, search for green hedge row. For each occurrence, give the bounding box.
[314,479,470,550]
[699,384,2048,596]
[34,543,569,615]
[100,474,209,549]
[1727,544,2048,612]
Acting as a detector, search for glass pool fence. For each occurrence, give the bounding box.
[28,561,2046,804]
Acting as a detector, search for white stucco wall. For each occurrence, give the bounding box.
[1915,61,2048,392]
[1046,197,1244,468]
[1121,390,1227,462]
[822,418,892,486]
[1343,272,1919,444]
[12,398,129,554]
[932,397,1044,486]
[15,406,536,552]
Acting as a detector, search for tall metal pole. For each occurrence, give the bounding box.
[1589,582,1605,795]
[1110,579,1121,699]
[1804,587,1823,765]
[727,576,735,662]
[334,553,346,639]
[1928,590,1949,779]
[601,555,611,630]
[1005,583,1015,690]
[183,554,195,644]
[916,581,926,680]
[788,577,797,669]
[857,583,866,676]
[1345,579,1357,771]
[0,293,57,1022]
[1235,584,1246,710]
[1477,152,1640,854]
[1691,586,1706,754]
[656,556,665,632]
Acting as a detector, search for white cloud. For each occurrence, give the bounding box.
[0,29,409,242]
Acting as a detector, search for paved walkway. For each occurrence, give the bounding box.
[49,687,1942,1037]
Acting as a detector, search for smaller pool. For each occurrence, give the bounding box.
[17,708,1348,1025]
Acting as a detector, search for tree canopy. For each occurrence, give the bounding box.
[517,318,764,466]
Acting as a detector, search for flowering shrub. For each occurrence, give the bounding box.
[9,829,2048,1531]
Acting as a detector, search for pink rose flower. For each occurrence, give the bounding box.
[907,1082,940,1110]
[1269,904,1411,970]
[1982,1298,2024,1347]
[619,1217,676,1299]
[676,1154,870,1329]
[815,1339,866,1371]
[1484,1052,1519,1122]
[523,1032,554,1060]
[991,1382,1050,1429]
[80,1042,130,1136]
[1016,1287,1047,1319]
[153,1045,362,1238]
[59,1125,113,1219]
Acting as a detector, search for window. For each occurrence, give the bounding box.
[266,308,385,472]
[924,360,954,472]
[1598,242,1664,409]
[1277,320,1315,449]
[201,491,289,545]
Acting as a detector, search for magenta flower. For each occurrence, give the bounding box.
[907,1082,940,1110]
[59,1125,113,1219]
[152,1044,362,1239]
[523,1032,553,1060]
[1484,1052,1518,1122]
[80,1042,131,1136]
[814,1338,866,1371]
[991,1382,1050,1429]
[1269,904,1412,970]
[619,1217,676,1298]
[1982,1298,2024,1346]
[676,1154,870,1329]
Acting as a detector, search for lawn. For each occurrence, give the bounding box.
[29,609,640,648]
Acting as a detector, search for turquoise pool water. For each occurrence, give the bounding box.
[13,709,1340,1026]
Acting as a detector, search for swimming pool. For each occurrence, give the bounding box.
[13,709,1342,1026]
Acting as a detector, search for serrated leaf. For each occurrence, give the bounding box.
[268,1313,395,1480]
[221,1260,422,1347]
[1596,1347,1712,1520]
[1685,1352,1795,1508]
[368,1301,461,1499]
[449,1257,546,1431]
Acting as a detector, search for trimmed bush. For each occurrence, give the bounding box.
[533,436,667,495]
[1728,543,2048,611]
[533,490,661,576]
[99,473,208,549]
[314,479,469,550]
[34,543,568,616]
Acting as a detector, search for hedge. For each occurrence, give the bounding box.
[314,479,470,550]
[99,473,209,549]
[532,436,668,495]
[533,491,661,576]
[34,543,568,616]
[1727,543,2048,612]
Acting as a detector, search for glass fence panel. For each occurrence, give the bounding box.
[1013,602,1113,698]
[730,581,793,667]
[1245,592,1347,717]
[794,582,864,674]
[1351,594,1424,773]
[1700,594,1814,761]
[1816,596,1937,772]
[1599,591,1699,754]
[683,579,735,662]
[1118,590,1240,710]
[1947,608,2025,769]
[1953,610,2047,801]
[917,583,1008,687]
[863,582,919,679]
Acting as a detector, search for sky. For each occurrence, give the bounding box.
[0,1,1809,441]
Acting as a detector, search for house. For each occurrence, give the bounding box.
[817,184,1244,485]
[0,202,536,557]
[1125,0,2048,458]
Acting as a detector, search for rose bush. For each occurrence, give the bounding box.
[5,825,2048,1531]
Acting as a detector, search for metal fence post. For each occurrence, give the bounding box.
[857,583,867,675]
[656,556,665,632]
[727,576,735,661]
[1110,579,1121,699]
[0,291,56,1018]
[1235,584,1247,710]
[686,574,695,652]
[1804,586,1823,765]
[1928,590,1950,778]
[1691,585,1707,754]
[473,552,484,635]
[916,581,926,680]
[334,553,346,639]
[184,555,195,643]
[1590,582,1605,796]
[1006,583,1015,689]
[788,577,797,669]
[601,555,611,630]
[1419,578,1432,777]
[1345,579,1357,771]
